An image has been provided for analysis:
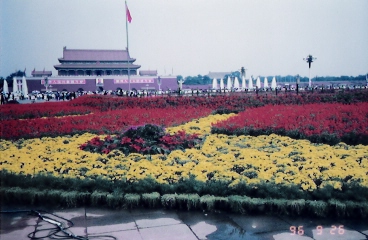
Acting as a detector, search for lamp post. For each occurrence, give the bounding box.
[44,77,49,92]
[157,76,161,92]
[177,78,185,96]
[296,74,300,95]
[303,54,317,88]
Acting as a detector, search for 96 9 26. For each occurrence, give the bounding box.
[290,225,344,236]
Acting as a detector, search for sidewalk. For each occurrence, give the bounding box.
[1,206,367,240]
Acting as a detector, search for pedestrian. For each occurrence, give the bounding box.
[0,93,5,105]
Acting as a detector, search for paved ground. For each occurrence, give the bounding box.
[1,206,367,240]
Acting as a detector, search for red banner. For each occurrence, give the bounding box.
[114,79,154,84]
[41,79,86,84]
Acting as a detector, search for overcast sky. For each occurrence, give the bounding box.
[1,0,367,78]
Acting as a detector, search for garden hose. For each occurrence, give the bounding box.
[0,210,117,240]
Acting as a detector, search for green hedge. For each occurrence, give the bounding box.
[1,187,367,218]
[1,170,368,202]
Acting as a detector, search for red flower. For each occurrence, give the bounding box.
[101,148,110,154]
[131,144,141,152]
[121,137,132,144]
[134,138,145,144]
[79,143,87,150]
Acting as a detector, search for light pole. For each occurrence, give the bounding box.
[44,77,49,92]
[296,74,300,95]
[303,54,317,88]
[177,77,185,96]
[157,76,161,92]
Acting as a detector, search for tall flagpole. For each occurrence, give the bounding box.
[125,0,130,92]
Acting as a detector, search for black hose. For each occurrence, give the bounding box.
[1,209,117,240]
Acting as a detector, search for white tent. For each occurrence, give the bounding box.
[248,76,254,90]
[220,78,224,89]
[3,79,9,93]
[233,77,240,89]
[212,78,217,89]
[241,76,246,89]
[271,76,277,90]
[22,76,28,96]
[12,77,18,94]
[256,76,261,89]
[263,77,269,89]
[226,76,232,89]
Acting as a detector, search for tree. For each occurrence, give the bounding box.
[6,70,26,82]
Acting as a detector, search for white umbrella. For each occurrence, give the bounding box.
[263,77,269,89]
[3,79,9,93]
[248,76,253,90]
[256,76,261,89]
[226,76,232,89]
[271,76,277,90]
[220,78,224,89]
[241,76,246,89]
[13,77,18,94]
[22,76,28,96]
[233,77,240,90]
[212,78,217,89]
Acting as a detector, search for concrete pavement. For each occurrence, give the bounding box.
[1,206,367,240]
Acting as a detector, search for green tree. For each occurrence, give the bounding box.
[6,70,26,82]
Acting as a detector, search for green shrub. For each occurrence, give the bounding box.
[228,195,267,214]
[142,192,161,208]
[91,191,108,206]
[124,193,141,209]
[4,187,24,204]
[287,199,306,215]
[266,199,288,215]
[46,189,64,206]
[307,200,328,217]
[60,191,79,207]
[161,194,177,209]
[200,195,216,211]
[328,199,346,217]
[213,196,230,211]
[345,201,368,218]
[106,192,124,208]
[228,195,246,214]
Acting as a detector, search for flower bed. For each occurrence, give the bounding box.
[1,106,213,140]
[1,114,367,203]
[1,93,368,216]
[212,102,368,145]
[69,90,368,111]
[0,102,93,120]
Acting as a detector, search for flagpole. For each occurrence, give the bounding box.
[125,0,130,92]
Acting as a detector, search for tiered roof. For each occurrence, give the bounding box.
[31,69,52,77]
[54,47,140,71]
[58,47,136,63]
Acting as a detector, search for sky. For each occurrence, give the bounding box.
[1,0,367,79]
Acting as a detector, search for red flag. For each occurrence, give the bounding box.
[126,2,132,23]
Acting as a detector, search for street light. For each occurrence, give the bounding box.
[157,76,161,92]
[296,74,300,95]
[303,54,317,88]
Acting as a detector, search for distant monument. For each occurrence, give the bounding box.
[54,47,141,76]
